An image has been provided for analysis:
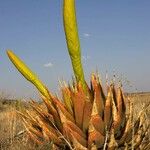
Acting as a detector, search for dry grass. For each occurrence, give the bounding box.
[0,92,149,150]
[0,100,53,150]
[129,93,150,149]
[0,101,30,150]
[128,92,150,120]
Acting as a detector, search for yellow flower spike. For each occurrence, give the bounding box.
[63,0,87,93]
[7,50,50,100]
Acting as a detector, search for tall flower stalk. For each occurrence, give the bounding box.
[63,0,87,92]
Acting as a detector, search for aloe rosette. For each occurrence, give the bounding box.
[7,0,149,149]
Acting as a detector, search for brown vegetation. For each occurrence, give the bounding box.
[0,99,41,150]
[0,92,149,150]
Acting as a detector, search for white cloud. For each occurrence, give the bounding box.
[82,55,90,61]
[43,62,53,68]
[83,33,90,38]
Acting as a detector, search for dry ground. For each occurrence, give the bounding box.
[0,92,149,150]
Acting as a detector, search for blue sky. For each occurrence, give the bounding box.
[0,0,150,99]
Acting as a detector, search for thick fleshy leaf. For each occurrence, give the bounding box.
[58,107,86,139]
[116,87,126,133]
[72,82,86,129]
[82,100,93,133]
[53,97,75,123]
[91,74,105,116]
[104,87,112,130]
[111,89,122,135]
[88,123,105,148]
[90,96,105,135]
[58,107,87,147]
[62,85,73,115]
[90,115,105,135]
[116,87,126,113]
[63,124,87,148]
[118,100,133,145]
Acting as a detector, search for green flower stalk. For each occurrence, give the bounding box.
[63,0,87,92]
[7,50,50,100]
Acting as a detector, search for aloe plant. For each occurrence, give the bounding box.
[7,0,149,149]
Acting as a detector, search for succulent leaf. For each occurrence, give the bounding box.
[62,86,74,115]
